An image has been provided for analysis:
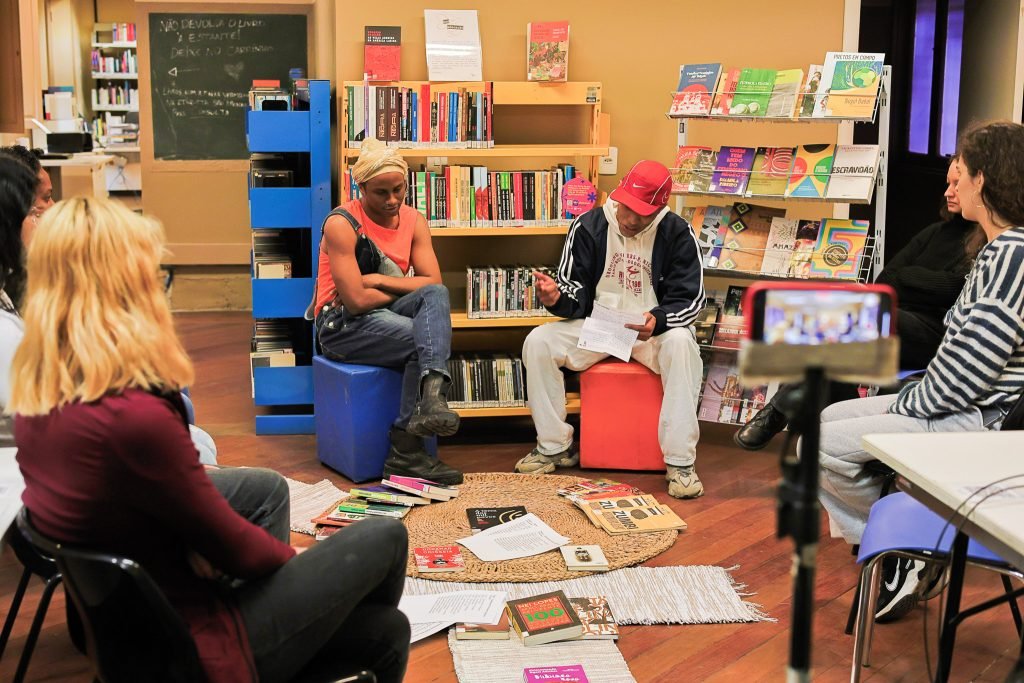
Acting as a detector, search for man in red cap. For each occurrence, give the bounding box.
[515,160,707,498]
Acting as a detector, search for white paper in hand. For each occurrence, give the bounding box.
[576,302,646,361]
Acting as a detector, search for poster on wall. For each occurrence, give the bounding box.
[424,10,482,81]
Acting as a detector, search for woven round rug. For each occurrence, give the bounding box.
[403,472,678,582]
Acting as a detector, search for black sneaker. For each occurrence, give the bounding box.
[875,557,928,623]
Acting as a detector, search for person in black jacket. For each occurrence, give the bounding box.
[735,155,984,450]
[516,160,708,498]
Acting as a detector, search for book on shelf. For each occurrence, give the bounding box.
[455,611,511,640]
[669,62,721,117]
[447,353,528,409]
[807,218,871,280]
[506,590,584,646]
[699,351,735,420]
[466,266,555,318]
[799,64,824,118]
[785,144,836,198]
[813,52,885,119]
[467,506,528,534]
[715,203,785,273]
[575,494,687,534]
[364,26,401,81]
[693,205,731,267]
[413,545,466,572]
[686,148,718,193]
[252,230,293,279]
[713,284,748,350]
[824,144,880,201]
[569,596,618,640]
[709,67,740,116]
[746,146,795,197]
[708,146,755,195]
[424,9,483,81]
[730,67,776,116]
[349,485,430,507]
[694,298,722,346]
[344,83,494,150]
[718,370,744,424]
[527,21,570,82]
[671,146,713,193]
[523,665,589,683]
[761,217,800,277]
[380,475,459,501]
[559,545,609,572]
[765,68,803,118]
[786,219,822,278]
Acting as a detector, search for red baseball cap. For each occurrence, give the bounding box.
[609,160,672,216]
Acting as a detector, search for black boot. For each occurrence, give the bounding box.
[734,403,789,451]
[383,426,463,485]
[406,371,460,438]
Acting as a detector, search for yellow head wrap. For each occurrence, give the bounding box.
[351,138,408,184]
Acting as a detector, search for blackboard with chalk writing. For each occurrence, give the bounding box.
[149,13,307,160]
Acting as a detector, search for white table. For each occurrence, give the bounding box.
[0,447,23,549]
[40,153,113,200]
[862,431,1024,681]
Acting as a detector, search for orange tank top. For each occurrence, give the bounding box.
[314,200,418,312]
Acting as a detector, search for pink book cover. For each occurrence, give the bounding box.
[523,664,590,682]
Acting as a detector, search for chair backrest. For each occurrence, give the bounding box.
[1001,390,1024,431]
[15,509,205,683]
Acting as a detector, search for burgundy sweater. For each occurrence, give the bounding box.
[15,388,295,682]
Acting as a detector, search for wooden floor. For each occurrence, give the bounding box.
[1,311,1020,682]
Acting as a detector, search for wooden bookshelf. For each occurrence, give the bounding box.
[455,395,579,418]
[451,313,555,329]
[431,226,570,237]
[341,144,608,158]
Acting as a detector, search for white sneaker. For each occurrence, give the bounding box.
[666,465,704,499]
[514,444,579,475]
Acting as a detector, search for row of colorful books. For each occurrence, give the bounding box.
[673,143,879,201]
[557,479,687,536]
[345,83,495,148]
[445,354,528,409]
[668,52,885,120]
[683,203,873,281]
[312,476,459,539]
[345,165,582,226]
[466,266,555,319]
[91,49,137,75]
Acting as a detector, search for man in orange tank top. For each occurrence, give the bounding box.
[314,140,462,485]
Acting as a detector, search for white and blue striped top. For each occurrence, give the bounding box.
[891,227,1024,420]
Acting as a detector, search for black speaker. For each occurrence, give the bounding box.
[47,133,93,154]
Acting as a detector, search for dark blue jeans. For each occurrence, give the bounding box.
[317,283,453,428]
[211,468,410,683]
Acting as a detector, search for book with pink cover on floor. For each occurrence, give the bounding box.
[380,475,459,501]
[523,664,589,682]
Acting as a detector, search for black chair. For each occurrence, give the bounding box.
[15,508,204,683]
[0,512,62,683]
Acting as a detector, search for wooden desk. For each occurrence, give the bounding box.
[40,154,114,201]
[862,431,1024,681]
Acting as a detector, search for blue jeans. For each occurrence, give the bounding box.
[317,283,453,428]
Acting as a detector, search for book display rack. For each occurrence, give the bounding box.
[245,80,331,434]
[671,62,892,427]
[340,81,609,418]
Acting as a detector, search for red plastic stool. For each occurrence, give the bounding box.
[580,359,665,471]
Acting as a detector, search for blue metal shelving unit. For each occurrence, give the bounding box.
[246,79,331,435]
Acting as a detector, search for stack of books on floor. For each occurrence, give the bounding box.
[311,476,459,540]
[558,479,686,535]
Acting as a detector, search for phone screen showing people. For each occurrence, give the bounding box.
[758,289,892,346]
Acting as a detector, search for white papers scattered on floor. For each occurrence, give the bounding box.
[456,512,570,562]
[399,590,508,625]
[410,621,451,643]
[576,302,645,362]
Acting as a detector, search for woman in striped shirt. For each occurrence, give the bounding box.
[815,121,1024,619]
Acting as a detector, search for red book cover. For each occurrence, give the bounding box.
[420,84,431,144]
[413,545,465,572]
[364,26,401,82]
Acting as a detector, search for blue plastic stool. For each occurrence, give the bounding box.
[850,492,1021,681]
[313,356,435,483]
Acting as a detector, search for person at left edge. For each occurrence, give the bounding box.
[518,160,707,499]
[314,138,462,485]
